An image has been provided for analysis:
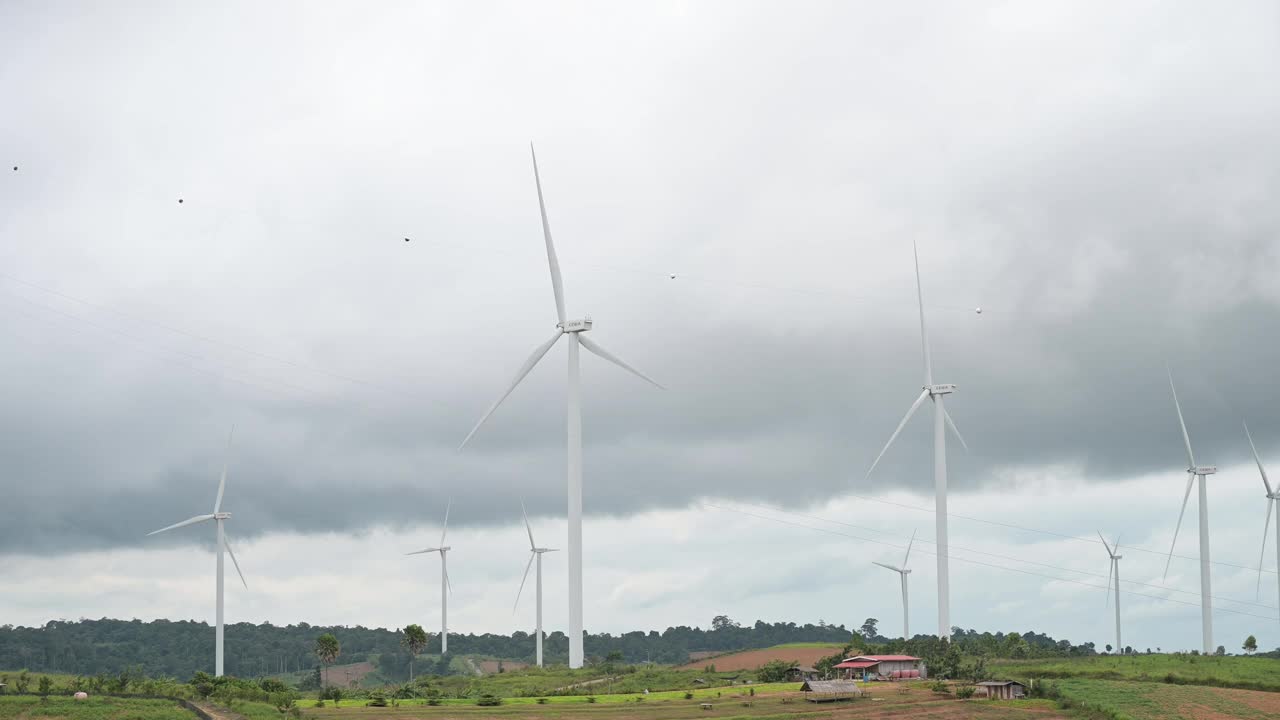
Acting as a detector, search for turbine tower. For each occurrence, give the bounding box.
[1099,531,1123,652]
[866,242,967,641]
[1243,420,1280,621]
[459,145,663,668]
[147,428,247,677]
[407,501,453,654]
[1163,370,1216,654]
[514,500,558,667]
[871,530,915,639]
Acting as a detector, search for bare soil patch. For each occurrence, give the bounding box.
[677,645,843,671]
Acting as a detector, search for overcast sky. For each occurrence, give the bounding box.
[3,1,1280,655]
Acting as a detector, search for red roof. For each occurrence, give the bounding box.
[849,655,919,662]
[834,660,879,669]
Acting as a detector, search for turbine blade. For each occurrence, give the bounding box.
[213,425,235,514]
[1164,473,1196,579]
[406,547,440,556]
[1105,558,1113,608]
[913,241,932,386]
[440,499,452,547]
[521,499,536,550]
[578,335,664,389]
[513,552,535,612]
[872,561,901,572]
[531,144,566,325]
[902,530,916,568]
[1097,531,1113,557]
[459,331,564,449]
[147,514,215,536]
[1244,420,1273,496]
[224,534,248,589]
[943,407,968,452]
[866,389,930,479]
[1259,500,1274,601]
[1167,368,1195,469]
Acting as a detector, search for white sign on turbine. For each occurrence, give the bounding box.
[1162,370,1216,654]
[871,530,915,639]
[1098,532,1123,652]
[459,145,663,669]
[1243,420,1280,621]
[407,501,453,654]
[514,500,558,667]
[866,242,967,641]
[147,428,247,677]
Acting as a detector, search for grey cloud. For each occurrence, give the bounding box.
[2,1,1279,555]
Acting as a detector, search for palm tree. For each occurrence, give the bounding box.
[314,633,340,687]
[401,625,429,680]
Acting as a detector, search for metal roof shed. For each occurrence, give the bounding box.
[800,680,862,702]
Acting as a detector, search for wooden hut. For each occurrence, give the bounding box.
[975,681,1027,700]
[800,680,861,702]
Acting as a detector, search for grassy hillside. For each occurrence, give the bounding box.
[0,696,193,720]
[989,654,1280,692]
[1046,679,1280,719]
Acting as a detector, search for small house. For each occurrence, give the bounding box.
[799,679,861,702]
[834,655,926,681]
[975,681,1026,700]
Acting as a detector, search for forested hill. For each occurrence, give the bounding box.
[0,617,852,678]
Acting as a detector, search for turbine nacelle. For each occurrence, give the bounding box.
[214,512,231,520]
[926,383,956,396]
[558,317,592,333]
[1188,466,1218,476]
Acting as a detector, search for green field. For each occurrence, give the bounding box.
[989,654,1280,692]
[1045,678,1280,719]
[0,696,193,720]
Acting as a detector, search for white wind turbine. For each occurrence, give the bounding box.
[1098,532,1123,653]
[872,530,915,639]
[459,145,663,668]
[1163,370,1217,654]
[514,500,558,667]
[866,242,967,641]
[147,429,247,677]
[407,501,453,654]
[1243,420,1280,621]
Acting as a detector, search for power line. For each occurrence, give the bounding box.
[701,502,1279,623]
[729,500,1276,611]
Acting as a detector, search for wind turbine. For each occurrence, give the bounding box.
[1243,420,1280,621]
[147,428,247,677]
[871,530,915,639]
[1163,370,1216,654]
[459,145,663,668]
[407,501,453,654]
[514,500,558,667]
[1098,532,1122,652]
[866,242,967,641]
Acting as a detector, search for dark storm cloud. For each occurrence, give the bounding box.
[2,1,1279,554]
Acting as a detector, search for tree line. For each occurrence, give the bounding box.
[0,616,852,679]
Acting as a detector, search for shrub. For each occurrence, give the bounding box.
[366,691,388,707]
[425,698,441,706]
[37,677,53,696]
[930,680,951,694]
[586,696,597,703]
[536,698,549,704]
[475,694,502,707]
[956,685,976,699]
[313,700,325,708]
[684,692,694,700]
